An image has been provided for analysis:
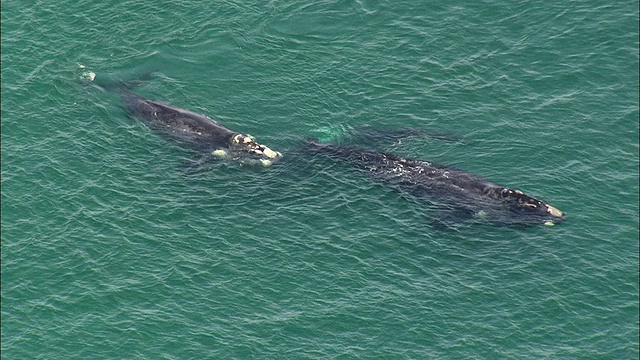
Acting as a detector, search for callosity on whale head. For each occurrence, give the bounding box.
[541,204,565,226]
[226,133,283,166]
[497,188,565,226]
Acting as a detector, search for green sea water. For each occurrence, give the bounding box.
[2,0,638,358]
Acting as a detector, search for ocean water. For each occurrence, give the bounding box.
[2,0,638,358]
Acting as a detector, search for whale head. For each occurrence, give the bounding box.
[498,188,565,225]
[228,133,283,166]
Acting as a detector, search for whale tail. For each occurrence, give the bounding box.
[78,64,156,92]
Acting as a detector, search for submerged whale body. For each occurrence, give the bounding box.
[307,142,565,226]
[121,92,282,167]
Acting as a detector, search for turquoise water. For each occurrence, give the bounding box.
[2,0,638,358]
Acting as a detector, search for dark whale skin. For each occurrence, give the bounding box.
[307,142,565,226]
[121,92,282,165]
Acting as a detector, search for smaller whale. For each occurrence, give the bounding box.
[120,92,282,167]
[307,142,565,227]
[84,69,282,168]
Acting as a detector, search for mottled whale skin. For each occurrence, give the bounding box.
[121,91,282,166]
[308,142,565,226]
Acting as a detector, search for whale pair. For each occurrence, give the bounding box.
[87,72,564,226]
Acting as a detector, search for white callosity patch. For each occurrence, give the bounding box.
[263,147,281,159]
[231,133,282,161]
[546,205,564,217]
[212,149,230,158]
[232,134,250,144]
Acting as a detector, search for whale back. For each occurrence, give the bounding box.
[121,92,236,147]
[307,142,564,226]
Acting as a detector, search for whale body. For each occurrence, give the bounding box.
[120,92,282,167]
[307,142,565,226]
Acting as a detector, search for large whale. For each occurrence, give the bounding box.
[120,92,282,167]
[307,142,565,227]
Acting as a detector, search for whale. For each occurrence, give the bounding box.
[82,68,282,168]
[307,142,565,227]
[120,91,282,167]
